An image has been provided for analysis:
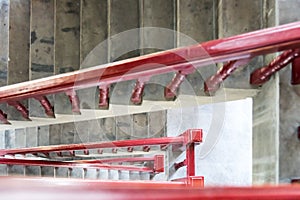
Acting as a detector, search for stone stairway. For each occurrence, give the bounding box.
[0,0,279,184]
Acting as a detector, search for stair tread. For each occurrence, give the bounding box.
[0,88,258,130]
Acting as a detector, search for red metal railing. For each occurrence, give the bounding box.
[1,177,300,200]
[0,129,202,186]
[0,22,299,123]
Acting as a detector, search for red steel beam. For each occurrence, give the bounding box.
[250,49,300,85]
[291,56,300,85]
[0,157,154,172]
[0,129,202,156]
[2,177,300,199]
[0,22,299,103]
[204,58,251,94]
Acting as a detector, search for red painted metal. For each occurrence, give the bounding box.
[0,109,10,124]
[3,177,300,199]
[35,96,55,118]
[291,57,300,85]
[0,22,298,107]
[250,49,300,85]
[0,135,188,156]
[131,79,146,105]
[165,72,186,100]
[174,159,186,170]
[0,130,201,185]
[297,126,300,140]
[99,85,109,109]
[165,68,195,100]
[0,157,154,172]
[66,90,81,114]
[7,101,30,120]
[77,156,161,164]
[153,155,164,173]
[204,58,251,94]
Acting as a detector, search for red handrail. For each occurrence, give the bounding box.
[0,22,299,122]
[0,129,202,156]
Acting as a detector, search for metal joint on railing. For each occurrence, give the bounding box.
[131,77,150,105]
[165,68,194,101]
[7,101,30,120]
[99,85,110,109]
[65,90,81,114]
[291,56,300,85]
[153,155,164,173]
[204,58,251,95]
[0,109,10,124]
[250,49,300,85]
[174,159,186,171]
[34,96,55,118]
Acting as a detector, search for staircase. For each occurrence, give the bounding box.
[0,0,281,185]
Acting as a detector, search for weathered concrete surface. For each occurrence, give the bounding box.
[0,89,258,130]
[80,0,107,64]
[29,0,54,118]
[51,0,81,171]
[78,0,107,110]
[141,0,176,101]
[219,0,265,90]
[218,0,279,184]
[54,0,80,114]
[25,127,41,176]
[178,0,216,44]
[0,0,9,87]
[277,0,300,182]
[252,76,279,184]
[108,0,139,106]
[177,0,217,98]
[0,0,9,176]
[168,98,253,186]
[7,0,30,120]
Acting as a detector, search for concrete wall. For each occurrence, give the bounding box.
[277,0,300,182]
